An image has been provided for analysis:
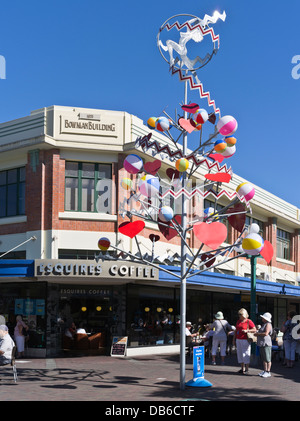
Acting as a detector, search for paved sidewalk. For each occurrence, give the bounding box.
[0,353,299,401]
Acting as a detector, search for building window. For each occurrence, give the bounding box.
[276,229,291,260]
[65,162,112,213]
[0,251,26,259]
[0,167,25,218]
[204,199,229,242]
[58,249,115,260]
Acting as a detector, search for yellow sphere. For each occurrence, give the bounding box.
[175,158,189,172]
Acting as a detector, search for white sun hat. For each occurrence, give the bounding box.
[260,312,272,323]
[214,311,224,320]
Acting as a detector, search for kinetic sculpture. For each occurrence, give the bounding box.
[97,11,273,389]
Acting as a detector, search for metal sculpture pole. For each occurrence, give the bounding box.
[180,78,188,390]
[97,11,274,391]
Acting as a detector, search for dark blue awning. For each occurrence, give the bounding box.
[159,265,300,298]
[0,260,34,278]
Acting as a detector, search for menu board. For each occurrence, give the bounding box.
[110,336,128,357]
[14,299,45,316]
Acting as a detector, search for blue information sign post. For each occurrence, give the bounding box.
[186,346,212,387]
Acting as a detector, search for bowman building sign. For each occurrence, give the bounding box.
[34,260,159,280]
[60,113,117,136]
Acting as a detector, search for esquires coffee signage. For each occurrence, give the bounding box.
[59,113,118,137]
[34,260,159,281]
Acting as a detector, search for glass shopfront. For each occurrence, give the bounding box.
[125,285,289,348]
[46,284,125,356]
[58,286,115,333]
[126,284,179,346]
[0,282,46,350]
[0,277,292,357]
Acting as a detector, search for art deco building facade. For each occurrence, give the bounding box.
[0,106,299,357]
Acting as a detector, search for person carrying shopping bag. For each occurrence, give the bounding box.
[210,311,232,365]
[233,308,256,374]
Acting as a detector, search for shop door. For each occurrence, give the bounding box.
[59,286,115,353]
[60,295,113,334]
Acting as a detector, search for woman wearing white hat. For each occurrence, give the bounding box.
[210,311,232,365]
[255,312,273,378]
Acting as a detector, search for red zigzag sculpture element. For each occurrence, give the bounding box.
[160,187,251,208]
[170,66,221,116]
[136,133,232,174]
[161,19,221,49]
[161,18,222,115]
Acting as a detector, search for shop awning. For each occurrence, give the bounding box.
[0,260,34,278]
[159,265,300,298]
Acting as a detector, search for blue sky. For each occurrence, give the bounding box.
[1,0,300,207]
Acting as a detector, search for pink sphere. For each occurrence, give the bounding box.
[217,116,238,136]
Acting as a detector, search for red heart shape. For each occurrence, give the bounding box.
[193,222,227,249]
[201,253,216,268]
[181,103,199,113]
[144,159,161,175]
[227,203,246,233]
[158,215,181,240]
[260,240,273,264]
[204,173,231,183]
[166,168,180,180]
[208,113,216,124]
[118,221,145,238]
[208,153,224,163]
[149,234,160,242]
[178,117,195,133]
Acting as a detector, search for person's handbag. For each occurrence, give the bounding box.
[246,331,257,344]
[22,327,28,336]
[246,320,257,344]
[219,320,229,335]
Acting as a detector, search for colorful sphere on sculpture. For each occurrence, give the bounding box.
[155,116,170,132]
[217,115,238,136]
[214,139,227,153]
[124,154,143,174]
[98,237,110,251]
[193,108,208,125]
[203,207,215,218]
[138,175,160,197]
[236,182,255,201]
[175,158,189,172]
[242,233,264,256]
[194,122,202,131]
[147,117,157,129]
[225,136,237,147]
[203,206,218,220]
[221,145,236,158]
[121,178,132,190]
[249,223,260,234]
[159,206,174,222]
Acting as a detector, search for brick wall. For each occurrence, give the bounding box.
[0,149,299,279]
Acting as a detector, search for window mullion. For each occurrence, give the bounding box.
[5,172,8,217]
[16,168,20,215]
[78,163,82,212]
[94,164,98,213]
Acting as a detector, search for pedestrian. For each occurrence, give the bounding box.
[185,321,198,357]
[0,325,15,366]
[14,315,28,358]
[233,308,256,374]
[281,311,297,368]
[210,311,232,365]
[255,312,273,378]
